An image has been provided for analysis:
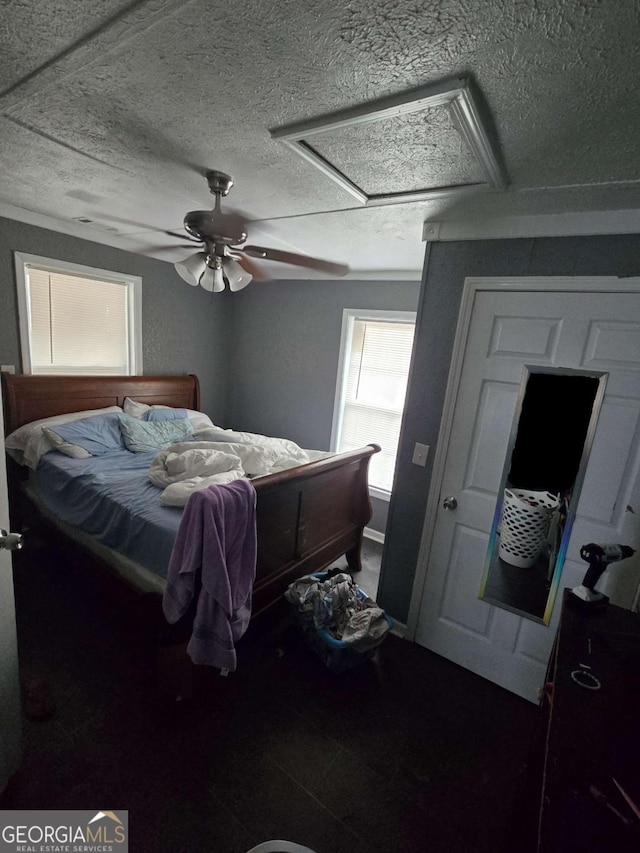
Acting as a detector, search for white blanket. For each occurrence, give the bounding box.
[193,426,312,467]
[149,433,314,506]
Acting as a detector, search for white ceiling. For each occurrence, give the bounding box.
[2,0,640,278]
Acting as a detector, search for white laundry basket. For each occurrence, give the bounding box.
[498,488,559,568]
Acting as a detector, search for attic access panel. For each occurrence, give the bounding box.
[271,78,507,206]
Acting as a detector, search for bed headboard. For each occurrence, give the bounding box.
[1,373,201,435]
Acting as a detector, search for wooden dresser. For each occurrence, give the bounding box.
[535,591,640,851]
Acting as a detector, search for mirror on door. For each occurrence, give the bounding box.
[478,366,608,624]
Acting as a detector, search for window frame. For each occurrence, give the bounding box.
[331,308,416,501]
[14,252,143,376]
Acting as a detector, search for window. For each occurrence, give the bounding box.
[14,253,142,375]
[332,310,416,498]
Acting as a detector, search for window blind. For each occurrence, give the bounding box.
[338,319,415,492]
[26,267,130,375]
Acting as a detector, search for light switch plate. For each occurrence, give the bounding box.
[412,442,429,467]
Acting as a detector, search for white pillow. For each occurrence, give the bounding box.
[5,406,123,469]
[122,397,215,430]
[41,428,91,459]
[122,397,151,418]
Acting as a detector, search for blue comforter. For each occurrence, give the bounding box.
[32,450,183,579]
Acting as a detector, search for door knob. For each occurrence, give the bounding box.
[0,530,23,551]
[442,496,458,511]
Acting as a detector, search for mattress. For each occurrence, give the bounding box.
[31,449,182,581]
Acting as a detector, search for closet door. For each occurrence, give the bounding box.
[413,283,640,701]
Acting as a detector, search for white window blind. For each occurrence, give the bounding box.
[16,257,141,376]
[337,316,415,493]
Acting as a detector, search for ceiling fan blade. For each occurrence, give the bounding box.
[86,214,190,237]
[164,229,201,243]
[242,245,349,277]
[231,251,270,281]
[144,243,200,251]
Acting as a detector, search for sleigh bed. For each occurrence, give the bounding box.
[2,372,379,683]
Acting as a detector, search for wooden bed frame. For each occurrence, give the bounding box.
[2,372,379,684]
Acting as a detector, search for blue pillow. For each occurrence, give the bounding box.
[118,413,193,453]
[144,408,188,422]
[45,413,125,456]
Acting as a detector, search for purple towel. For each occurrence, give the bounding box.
[162,479,257,670]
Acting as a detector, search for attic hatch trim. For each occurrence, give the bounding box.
[271,77,508,207]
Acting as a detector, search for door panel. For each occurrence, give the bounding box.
[577,400,640,524]
[583,320,640,369]
[489,314,562,361]
[441,526,493,636]
[514,619,554,665]
[464,381,518,495]
[0,388,21,792]
[415,286,640,701]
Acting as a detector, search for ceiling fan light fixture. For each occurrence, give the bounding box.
[199,266,214,292]
[199,263,226,293]
[223,257,252,292]
[212,264,226,292]
[174,252,207,286]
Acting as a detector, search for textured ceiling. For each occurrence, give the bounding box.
[1,0,640,277]
[305,106,485,195]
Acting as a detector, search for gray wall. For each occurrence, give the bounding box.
[226,279,421,535]
[378,234,640,624]
[0,217,231,420]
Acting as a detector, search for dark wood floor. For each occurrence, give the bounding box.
[351,535,383,599]
[4,540,538,853]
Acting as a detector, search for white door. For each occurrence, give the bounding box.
[411,279,640,702]
[0,389,21,792]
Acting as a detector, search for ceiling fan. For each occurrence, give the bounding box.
[160,171,349,292]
